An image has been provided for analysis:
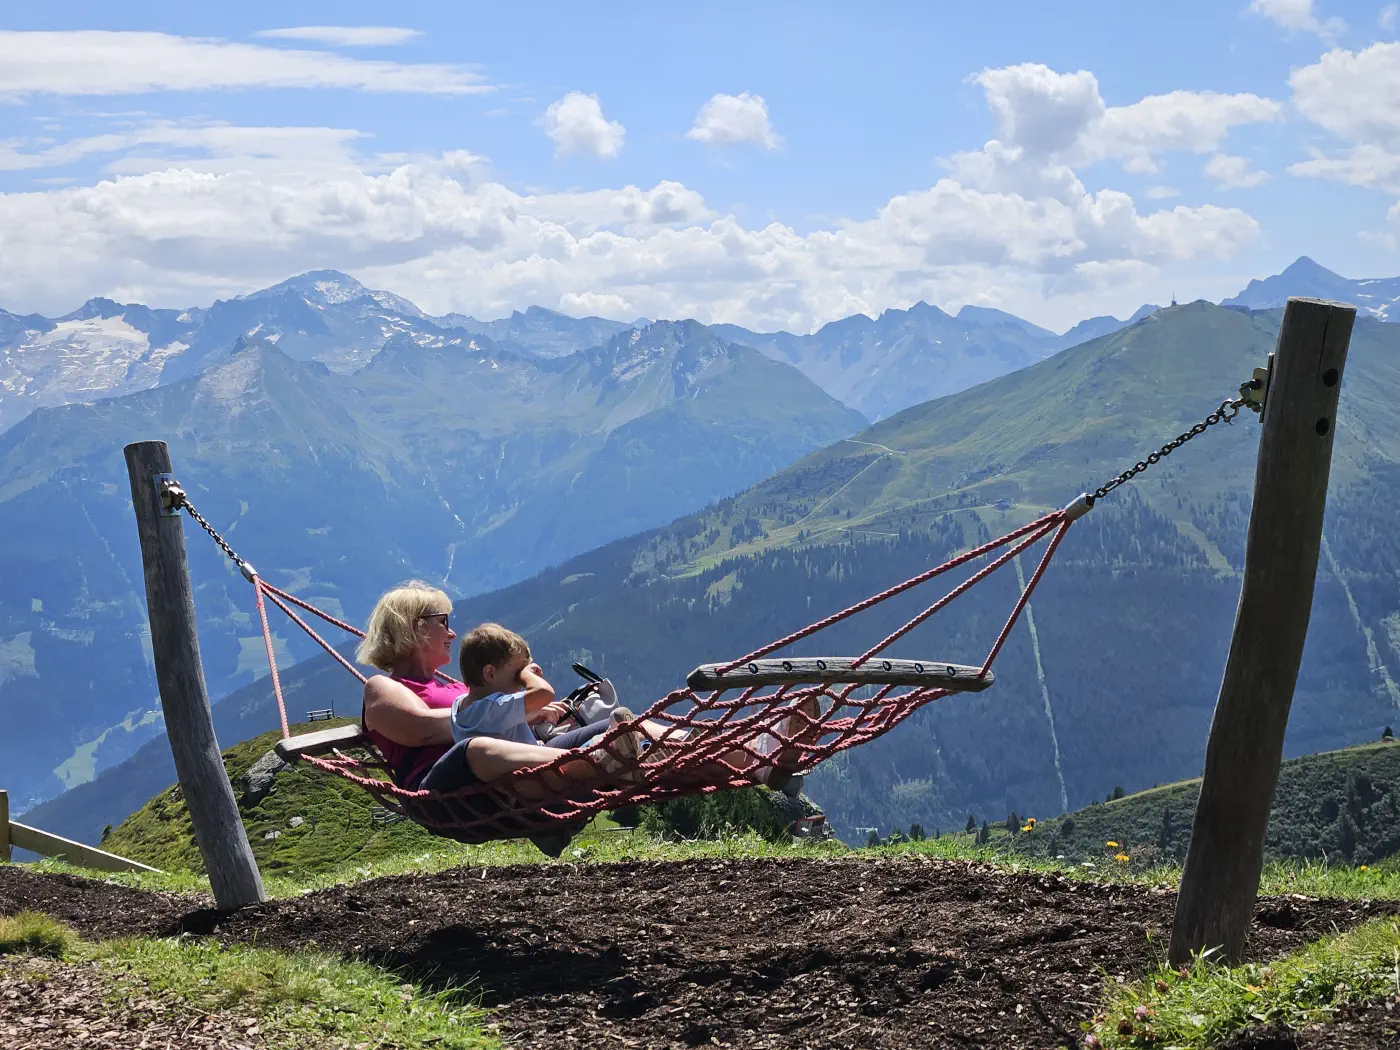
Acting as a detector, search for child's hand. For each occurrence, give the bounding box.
[531,700,570,725]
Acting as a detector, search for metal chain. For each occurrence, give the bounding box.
[157,479,256,578]
[1088,394,1249,505]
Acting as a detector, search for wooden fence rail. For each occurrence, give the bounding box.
[0,789,161,874]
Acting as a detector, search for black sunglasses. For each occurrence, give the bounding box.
[420,613,451,630]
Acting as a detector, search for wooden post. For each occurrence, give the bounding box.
[124,441,265,909]
[1,789,9,863]
[1169,298,1355,966]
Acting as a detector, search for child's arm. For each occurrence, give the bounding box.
[520,663,564,723]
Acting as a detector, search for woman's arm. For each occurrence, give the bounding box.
[362,675,453,746]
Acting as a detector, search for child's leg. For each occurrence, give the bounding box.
[543,717,614,750]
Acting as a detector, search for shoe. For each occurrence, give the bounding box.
[591,708,644,782]
[528,828,578,858]
[753,695,821,789]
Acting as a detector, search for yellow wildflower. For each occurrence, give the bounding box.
[1106,841,1119,848]
[1360,865,1369,871]
[1115,853,1130,863]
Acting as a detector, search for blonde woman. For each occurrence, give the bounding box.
[357,581,627,803]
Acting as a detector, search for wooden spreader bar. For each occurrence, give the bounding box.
[275,723,365,761]
[686,657,993,692]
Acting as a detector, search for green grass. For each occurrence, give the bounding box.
[0,913,496,1049]
[0,910,79,957]
[1088,917,1400,1049]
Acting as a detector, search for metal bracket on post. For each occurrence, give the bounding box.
[1239,353,1274,415]
[154,473,185,517]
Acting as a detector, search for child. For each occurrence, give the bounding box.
[451,623,633,753]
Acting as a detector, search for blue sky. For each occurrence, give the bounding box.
[1,1,1398,330]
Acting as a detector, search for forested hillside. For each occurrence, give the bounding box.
[999,740,1400,867]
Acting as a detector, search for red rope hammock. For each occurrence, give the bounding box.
[231,496,1089,844]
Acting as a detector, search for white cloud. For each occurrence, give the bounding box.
[968,64,1281,174]
[685,93,781,150]
[1248,0,1347,41]
[1095,90,1282,171]
[1292,43,1400,149]
[1289,44,1400,195]
[0,30,490,97]
[1204,153,1270,188]
[0,121,366,175]
[0,140,1258,332]
[254,27,424,47]
[1145,185,1181,199]
[1290,144,1400,192]
[1383,4,1398,31]
[540,92,625,160]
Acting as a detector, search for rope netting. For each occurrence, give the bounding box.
[201,493,1087,844]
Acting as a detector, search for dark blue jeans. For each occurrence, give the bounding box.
[542,717,614,750]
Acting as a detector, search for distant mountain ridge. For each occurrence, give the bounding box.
[710,301,1153,421]
[1222,256,1400,319]
[5,254,1397,438]
[0,269,1158,434]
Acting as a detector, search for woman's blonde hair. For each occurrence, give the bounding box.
[355,580,452,671]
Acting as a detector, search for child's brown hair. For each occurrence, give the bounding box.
[458,622,531,687]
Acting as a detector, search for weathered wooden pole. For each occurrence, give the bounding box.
[1,789,9,863]
[1169,298,1355,966]
[125,440,265,909]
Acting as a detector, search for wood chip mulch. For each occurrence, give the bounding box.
[0,953,268,1050]
[3,858,1399,1048]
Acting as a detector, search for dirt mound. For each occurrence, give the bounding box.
[1,859,1393,1049]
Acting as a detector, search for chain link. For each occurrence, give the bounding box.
[158,479,256,578]
[1088,395,1249,504]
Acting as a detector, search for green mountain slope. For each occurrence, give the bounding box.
[0,320,862,809]
[100,723,457,873]
[998,738,1400,867]
[28,302,1400,845]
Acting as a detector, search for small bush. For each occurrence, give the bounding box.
[0,912,77,957]
[639,787,792,842]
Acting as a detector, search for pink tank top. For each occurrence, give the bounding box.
[363,675,462,787]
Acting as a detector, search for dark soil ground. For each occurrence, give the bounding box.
[1,858,1396,1049]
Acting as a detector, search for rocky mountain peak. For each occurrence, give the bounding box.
[239,269,368,307]
[60,297,129,322]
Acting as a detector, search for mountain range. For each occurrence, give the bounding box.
[25,299,1400,845]
[9,253,1400,826]
[0,318,862,810]
[0,269,1155,436]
